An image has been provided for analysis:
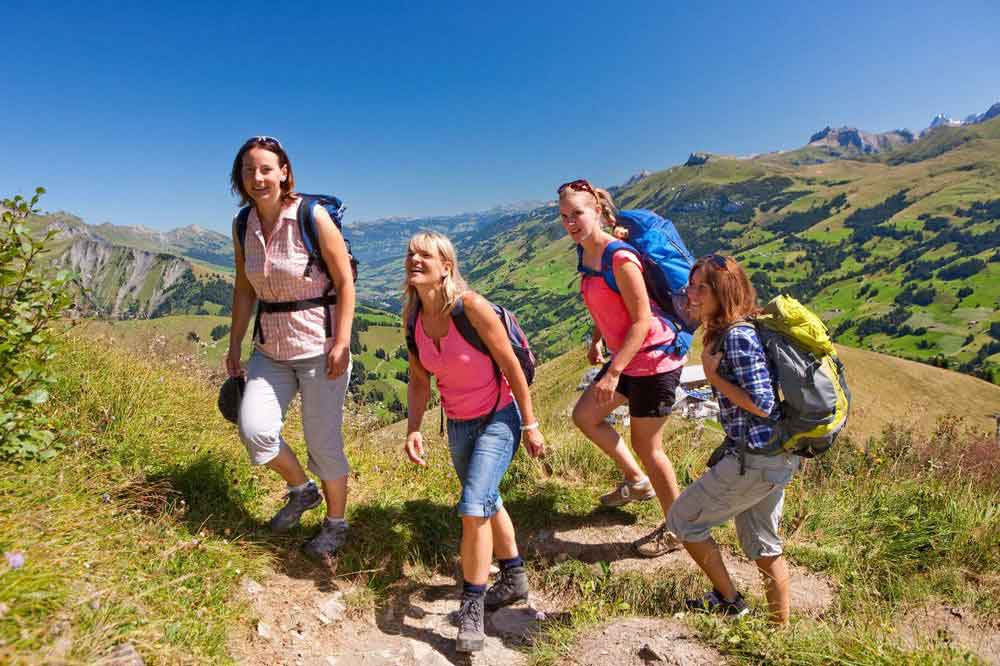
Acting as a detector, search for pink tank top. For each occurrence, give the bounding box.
[580,250,686,377]
[414,314,514,420]
[240,198,336,361]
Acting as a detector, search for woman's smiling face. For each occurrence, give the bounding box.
[241,147,287,206]
[559,190,603,243]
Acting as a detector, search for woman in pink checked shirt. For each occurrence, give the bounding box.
[225,136,356,560]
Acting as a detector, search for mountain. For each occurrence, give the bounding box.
[807,126,915,155]
[922,101,1000,135]
[455,114,1000,384]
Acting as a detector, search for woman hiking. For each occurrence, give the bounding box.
[559,179,686,558]
[666,255,798,625]
[225,136,356,559]
[402,231,546,654]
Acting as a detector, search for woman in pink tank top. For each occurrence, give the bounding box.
[559,179,686,559]
[224,136,357,560]
[402,231,545,654]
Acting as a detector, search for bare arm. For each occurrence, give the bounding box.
[407,353,432,435]
[226,217,257,377]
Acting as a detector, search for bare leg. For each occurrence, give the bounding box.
[320,475,348,519]
[629,416,680,518]
[266,442,309,486]
[682,538,738,601]
[572,387,644,483]
[490,507,519,560]
[755,554,790,625]
[461,515,492,586]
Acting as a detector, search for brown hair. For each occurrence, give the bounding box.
[401,231,469,324]
[229,136,297,206]
[557,179,617,226]
[690,255,762,351]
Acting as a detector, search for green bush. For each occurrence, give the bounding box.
[209,323,230,340]
[0,188,74,460]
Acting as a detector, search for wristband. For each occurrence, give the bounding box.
[520,422,540,432]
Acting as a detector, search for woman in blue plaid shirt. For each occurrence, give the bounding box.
[666,255,799,625]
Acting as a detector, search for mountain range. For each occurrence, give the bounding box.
[24,101,1000,383]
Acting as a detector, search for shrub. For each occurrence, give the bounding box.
[210,324,230,341]
[0,188,74,460]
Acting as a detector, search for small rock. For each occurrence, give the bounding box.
[319,595,345,621]
[106,642,144,666]
[317,613,331,625]
[89,598,101,611]
[638,643,664,661]
[0,602,8,618]
[291,629,305,640]
[102,493,112,503]
[256,621,273,640]
[324,657,338,666]
[241,577,264,596]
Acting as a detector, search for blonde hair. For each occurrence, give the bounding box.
[558,179,618,226]
[402,231,469,323]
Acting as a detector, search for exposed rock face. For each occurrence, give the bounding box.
[622,170,652,187]
[684,152,711,166]
[57,236,193,317]
[808,126,915,154]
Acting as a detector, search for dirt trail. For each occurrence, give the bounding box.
[569,618,728,665]
[527,522,837,618]
[895,602,1000,666]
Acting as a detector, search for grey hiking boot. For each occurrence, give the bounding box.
[303,519,350,560]
[485,565,529,611]
[599,477,656,508]
[455,595,486,653]
[268,481,322,534]
[633,522,683,558]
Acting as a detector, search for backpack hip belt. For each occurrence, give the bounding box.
[253,293,338,344]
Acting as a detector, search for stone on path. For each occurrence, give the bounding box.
[569,618,725,666]
[106,642,145,666]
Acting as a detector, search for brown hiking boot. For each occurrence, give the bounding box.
[633,522,682,558]
[599,477,656,508]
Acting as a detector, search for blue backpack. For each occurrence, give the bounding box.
[577,209,698,357]
[235,194,357,343]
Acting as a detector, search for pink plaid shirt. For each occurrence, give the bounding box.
[240,197,336,361]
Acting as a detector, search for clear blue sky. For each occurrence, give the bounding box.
[3,0,998,232]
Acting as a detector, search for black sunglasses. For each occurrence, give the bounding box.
[702,254,728,269]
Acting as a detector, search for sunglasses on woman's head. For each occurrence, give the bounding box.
[558,179,596,196]
[702,254,728,269]
[243,135,283,148]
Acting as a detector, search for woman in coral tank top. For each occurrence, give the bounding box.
[559,179,686,559]
[402,231,545,654]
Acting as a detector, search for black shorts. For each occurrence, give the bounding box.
[593,364,682,418]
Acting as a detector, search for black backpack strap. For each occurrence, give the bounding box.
[235,206,252,255]
[405,302,421,359]
[452,295,504,434]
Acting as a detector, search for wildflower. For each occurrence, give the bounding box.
[4,552,25,570]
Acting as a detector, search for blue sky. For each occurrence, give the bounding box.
[3,0,999,232]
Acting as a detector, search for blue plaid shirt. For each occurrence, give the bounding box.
[715,325,780,452]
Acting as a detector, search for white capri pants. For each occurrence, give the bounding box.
[238,350,351,480]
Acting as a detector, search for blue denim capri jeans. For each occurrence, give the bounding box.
[446,402,521,518]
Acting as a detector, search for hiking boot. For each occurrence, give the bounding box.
[303,519,350,559]
[268,481,322,533]
[685,590,749,618]
[633,522,683,558]
[455,595,486,653]
[599,477,656,508]
[485,565,529,611]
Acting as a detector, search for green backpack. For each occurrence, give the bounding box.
[729,295,852,458]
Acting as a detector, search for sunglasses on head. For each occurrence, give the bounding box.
[243,135,283,148]
[557,179,596,197]
[702,254,728,269]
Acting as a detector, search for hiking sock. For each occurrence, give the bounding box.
[462,581,487,598]
[288,480,312,493]
[498,556,524,571]
[324,517,348,528]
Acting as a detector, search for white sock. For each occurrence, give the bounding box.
[629,475,649,486]
[288,480,311,493]
[324,517,348,527]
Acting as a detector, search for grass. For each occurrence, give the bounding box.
[3,336,998,664]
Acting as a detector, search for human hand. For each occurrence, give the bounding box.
[404,431,426,466]
[523,428,546,458]
[225,346,244,378]
[587,340,605,365]
[701,347,723,377]
[327,343,350,379]
[594,370,619,406]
